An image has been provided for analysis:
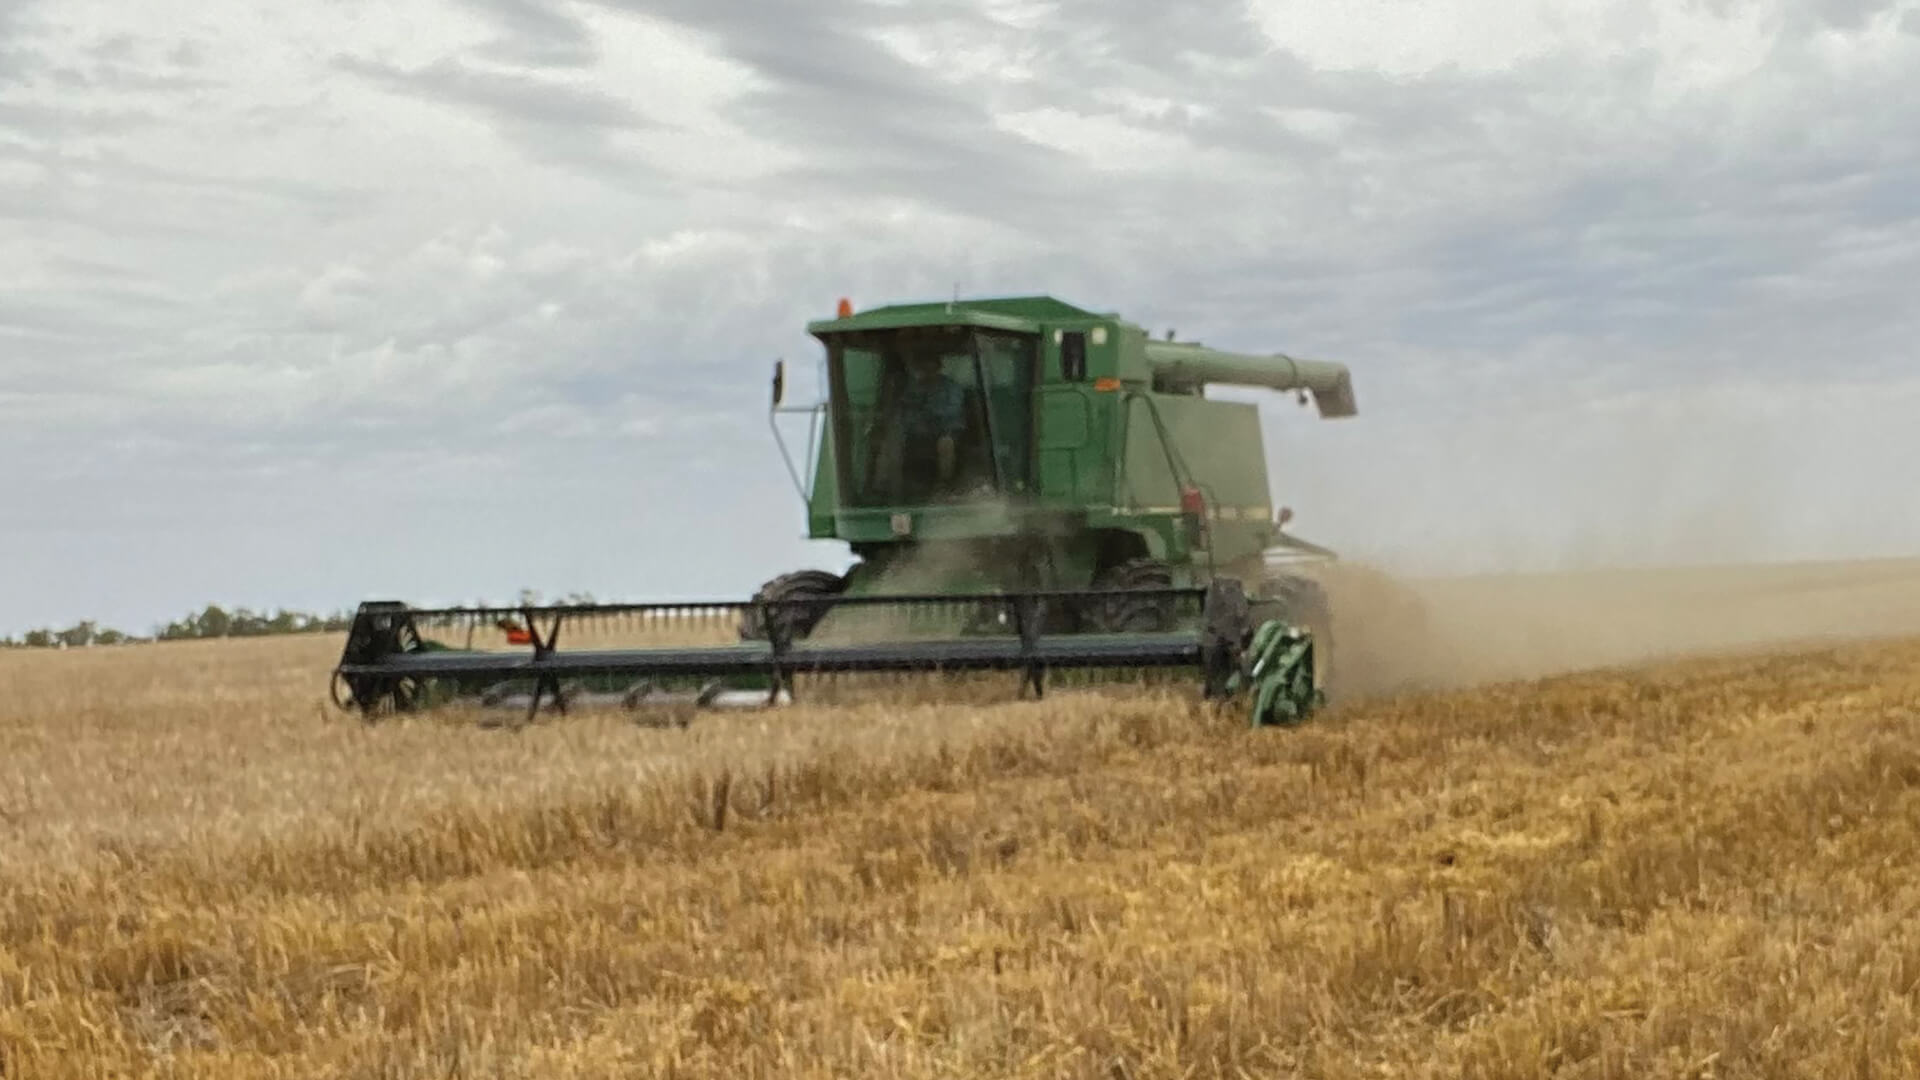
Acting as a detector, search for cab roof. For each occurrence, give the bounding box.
[806,295,1114,336]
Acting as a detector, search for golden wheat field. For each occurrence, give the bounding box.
[6,560,1920,1078]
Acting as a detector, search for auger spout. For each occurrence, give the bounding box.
[1144,340,1357,418]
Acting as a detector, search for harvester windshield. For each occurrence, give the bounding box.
[826,326,1035,507]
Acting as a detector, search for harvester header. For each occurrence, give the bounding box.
[333,293,1360,728]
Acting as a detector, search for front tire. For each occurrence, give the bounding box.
[738,569,846,641]
[1084,557,1178,633]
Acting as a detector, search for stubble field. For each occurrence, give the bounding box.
[5,559,1920,1078]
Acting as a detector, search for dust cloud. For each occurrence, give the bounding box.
[1259,373,1920,698]
[1301,556,1920,698]
[806,527,1013,645]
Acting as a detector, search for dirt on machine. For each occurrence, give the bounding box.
[330,295,1389,728]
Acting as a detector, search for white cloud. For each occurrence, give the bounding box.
[1245,0,1784,87]
[996,106,1193,164]
[1263,105,1357,142]
[4,0,1920,635]
[294,263,374,325]
[866,22,1038,85]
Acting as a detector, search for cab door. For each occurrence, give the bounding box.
[1036,328,1094,503]
[974,330,1040,497]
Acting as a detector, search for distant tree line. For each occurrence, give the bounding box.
[2,591,604,650]
[0,605,354,649]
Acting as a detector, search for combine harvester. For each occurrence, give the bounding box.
[330,296,1358,728]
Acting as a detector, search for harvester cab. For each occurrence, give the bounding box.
[332,296,1358,729]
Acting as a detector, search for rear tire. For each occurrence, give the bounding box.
[738,569,846,641]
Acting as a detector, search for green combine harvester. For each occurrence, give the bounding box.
[331,295,1358,728]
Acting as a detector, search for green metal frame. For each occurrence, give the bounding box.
[768,295,1355,598]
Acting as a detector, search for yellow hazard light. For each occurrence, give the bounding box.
[1093,377,1122,392]
[837,297,853,317]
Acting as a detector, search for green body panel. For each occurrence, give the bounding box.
[784,295,1356,596]
[1096,392,1275,569]
[805,421,838,538]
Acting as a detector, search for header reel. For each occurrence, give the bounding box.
[329,579,1324,730]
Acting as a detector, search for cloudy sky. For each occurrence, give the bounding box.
[5,0,1920,635]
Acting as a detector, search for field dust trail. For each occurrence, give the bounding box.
[1313,555,1920,695]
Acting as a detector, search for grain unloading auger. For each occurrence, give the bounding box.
[330,295,1359,727]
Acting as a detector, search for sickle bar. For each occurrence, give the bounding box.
[329,579,1321,727]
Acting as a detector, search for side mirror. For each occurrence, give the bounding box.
[770,359,785,408]
[1276,506,1294,528]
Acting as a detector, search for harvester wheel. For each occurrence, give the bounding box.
[1086,557,1178,633]
[738,569,846,642]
